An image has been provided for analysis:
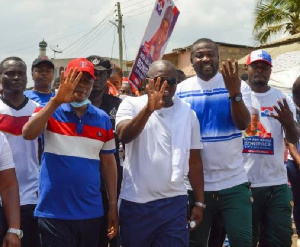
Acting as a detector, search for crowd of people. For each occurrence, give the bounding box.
[0,37,299,247]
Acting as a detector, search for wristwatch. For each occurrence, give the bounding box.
[194,201,206,209]
[7,228,23,239]
[229,93,242,102]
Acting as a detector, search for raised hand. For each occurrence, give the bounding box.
[145,77,167,113]
[220,59,241,96]
[54,68,83,104]
[270,98,294,128]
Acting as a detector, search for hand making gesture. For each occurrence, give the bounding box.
[145,77,167,113]
[270,98,294,128]
[220,59,241,96]
[54,68,83,104]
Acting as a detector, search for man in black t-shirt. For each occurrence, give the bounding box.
[86,55,122,247]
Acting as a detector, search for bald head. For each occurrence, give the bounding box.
[293,76,300,95]
[292,76,300,108]
[148,60,178,80]
[146,60,178,108]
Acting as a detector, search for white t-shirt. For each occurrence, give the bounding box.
[176,73,252,191]
[0,98,39,205]
[0,132,15,171]
[116,95,203,203]
[242,87,296,187]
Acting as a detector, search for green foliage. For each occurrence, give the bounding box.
[253,0,300,44]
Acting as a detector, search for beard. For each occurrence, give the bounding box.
[253,79,268,87]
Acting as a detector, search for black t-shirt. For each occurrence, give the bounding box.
[101,93,122,130]
[99,94,123,194]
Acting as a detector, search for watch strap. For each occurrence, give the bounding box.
[229,93,242,102]
[194,201,206,209]
[7,228,23,239]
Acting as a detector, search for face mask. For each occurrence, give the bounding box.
[70,99,91,108]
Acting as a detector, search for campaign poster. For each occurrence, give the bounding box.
[242,107,274,155]
[129,0,180,89]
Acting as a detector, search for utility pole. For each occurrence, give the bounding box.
[117,2,123,68]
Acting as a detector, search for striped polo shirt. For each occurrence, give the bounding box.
[34,103,115,220]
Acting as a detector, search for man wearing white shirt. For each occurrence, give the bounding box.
[243,50,298,247]
[116,60,204,247]
[176,38,252,247]
[0,132,21,247]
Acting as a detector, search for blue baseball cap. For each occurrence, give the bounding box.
[246,50,272,67]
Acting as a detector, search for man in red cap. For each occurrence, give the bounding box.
[22,58,118,247]
[243,49,298,247]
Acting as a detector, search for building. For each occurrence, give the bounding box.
[239,33,300,94]
[162,41,253,77]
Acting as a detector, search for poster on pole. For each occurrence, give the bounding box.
[129,0,180,89]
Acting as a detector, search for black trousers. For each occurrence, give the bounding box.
[38,217,104,247]
[0,204,39,247]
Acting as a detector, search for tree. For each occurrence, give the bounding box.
[253,0,300,44]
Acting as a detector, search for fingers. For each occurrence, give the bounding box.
[159,80,167,95]
[146,78,155,95]
[73,71,83,88]
[282,98,289,110]
[227,59,234,73]
[107,226,118,239]
[221,61,229,76]
[221,59,239,75]
[68,67,79,83]
[234,59,239,74]
[154,77,161,91]
[60,70,65,84]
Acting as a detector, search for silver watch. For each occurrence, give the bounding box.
[7,228,23,239]
[194,201,206,209]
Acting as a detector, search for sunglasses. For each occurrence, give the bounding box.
[94,70,108,78]
[152,76,178,86]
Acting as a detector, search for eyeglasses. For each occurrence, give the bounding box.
[152,76,177,86]
[249,64,271,71]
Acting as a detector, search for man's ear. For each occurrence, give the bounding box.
[245,64,248,72]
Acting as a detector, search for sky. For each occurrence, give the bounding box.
[0,0,256,86]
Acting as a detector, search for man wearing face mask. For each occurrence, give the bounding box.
[22,58,118,247]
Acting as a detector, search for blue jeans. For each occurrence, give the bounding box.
[287,159,300,236]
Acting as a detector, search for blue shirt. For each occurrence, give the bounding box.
[34,103,116,220]
[24,90,55,106]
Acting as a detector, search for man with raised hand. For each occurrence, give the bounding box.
[116,60,204,247]
[176,38,252,247]
[23,58,118,247]
[244,50,298,247]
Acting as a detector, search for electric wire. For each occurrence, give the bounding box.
[62,8,115,53]
[110,24,117,60]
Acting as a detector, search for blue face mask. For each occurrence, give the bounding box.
[70,99,91,108]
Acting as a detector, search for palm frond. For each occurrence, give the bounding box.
[253,0,300,44]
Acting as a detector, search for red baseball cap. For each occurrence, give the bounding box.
[65,58,96,79]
